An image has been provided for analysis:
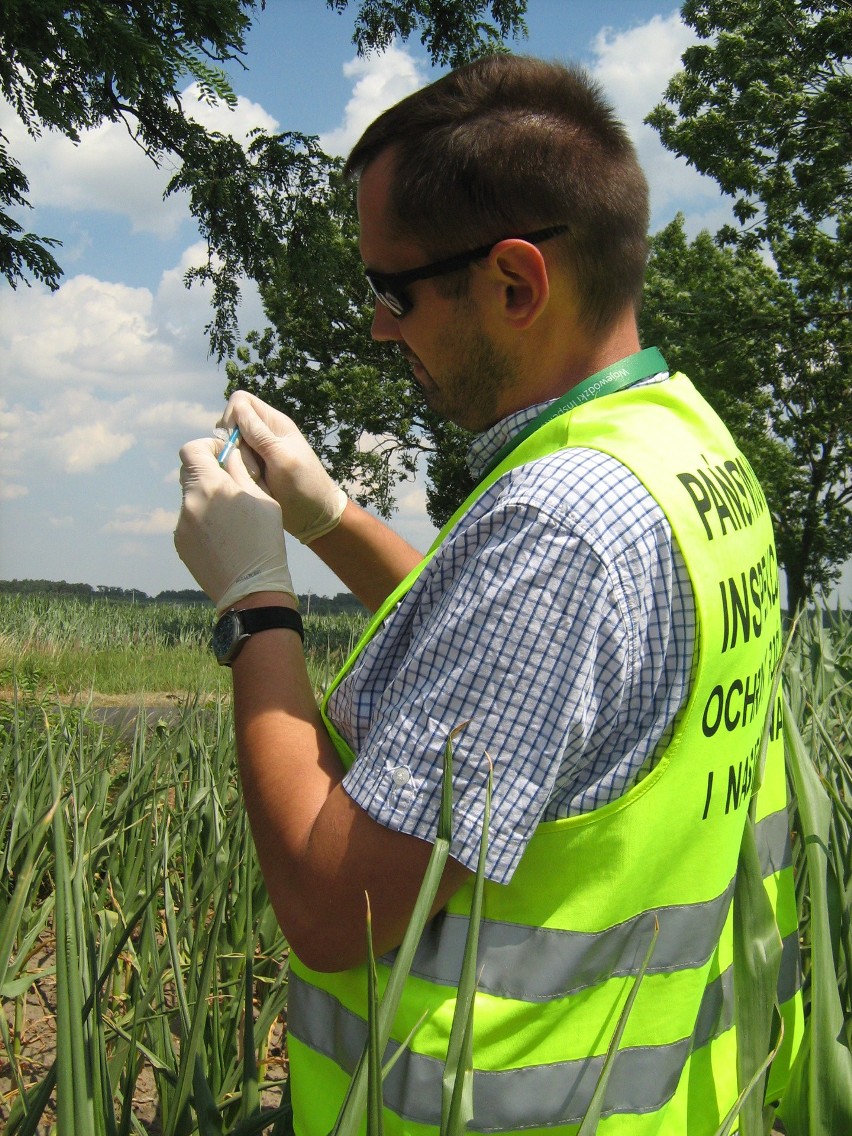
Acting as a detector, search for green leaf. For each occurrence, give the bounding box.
[332,721,469,1136]
[732,818,783,1135]
[781,693,852,1134]
[442,754,492,1133]
[576,916,660,1136]
[365,894,385,1136]
[50,756,97,1134]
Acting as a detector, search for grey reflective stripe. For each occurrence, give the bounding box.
[393,887,732,1002]
[694,965,734,1050]
[287,973,690,1128]
[381,807,792,1003]
[288,930,800,1130]
[754,807,793,876]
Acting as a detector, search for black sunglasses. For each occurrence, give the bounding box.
[364,224,569,318]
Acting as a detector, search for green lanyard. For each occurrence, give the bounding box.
[481,346,668,478]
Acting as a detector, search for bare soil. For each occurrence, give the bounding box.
[0,930,289,1133]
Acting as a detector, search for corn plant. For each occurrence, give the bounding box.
[0,690,291,1135]
[3,600,851,1133]
[779,606,852,1135]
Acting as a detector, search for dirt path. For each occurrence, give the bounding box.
[0,689,224,738]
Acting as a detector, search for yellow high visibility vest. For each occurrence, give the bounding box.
[288,371,803,1134]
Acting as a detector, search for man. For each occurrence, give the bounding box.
[176,55,801,1135]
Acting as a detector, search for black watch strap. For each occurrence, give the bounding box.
[241,606,305,642]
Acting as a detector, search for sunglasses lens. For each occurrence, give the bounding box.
[366,274,408,318]
[380,290,406,317]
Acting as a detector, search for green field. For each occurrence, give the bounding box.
[1,594,850,1134]
[0,593,367,700]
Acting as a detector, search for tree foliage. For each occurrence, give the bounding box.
[172,0,527,360]
[0,0,525,534]
[1,0,527,360]
[0,0,258,291]
[642,215,851,613]
[647,0,851,611]
[331,0,527,67]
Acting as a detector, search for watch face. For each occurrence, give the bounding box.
[212,610,243,665]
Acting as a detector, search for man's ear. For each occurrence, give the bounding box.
[486,239,550,330]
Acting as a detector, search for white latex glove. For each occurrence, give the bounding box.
[220,391,347,545]
[174,436,297,615]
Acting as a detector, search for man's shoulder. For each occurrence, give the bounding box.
[486,445,669,547]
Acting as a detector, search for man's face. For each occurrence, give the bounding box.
[356,149,518,432]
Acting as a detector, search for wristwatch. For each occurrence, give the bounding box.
[212,606,304,667]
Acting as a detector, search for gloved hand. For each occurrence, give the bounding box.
[220,391,347,544]
[174,436,297,614]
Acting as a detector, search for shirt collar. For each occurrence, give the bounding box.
[465,369,670,481]
[466,399,554,481]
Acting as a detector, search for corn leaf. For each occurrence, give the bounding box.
[0,802,54,997]
[365,894,385,1136]
[780,694,852,1134]
[715,1025,785,1136]
[163,827,240,1136]
[332,721,469,1136]
[732,816,783,1136]
[442,755,492,1134]
[51,756,97,1135]
[229,1102,296,1136]
[576,915,659,1136]
[234,811,261,1125]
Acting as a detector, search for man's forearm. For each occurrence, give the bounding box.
[308,500,424,612]
[229,596,350,965]
[228,592,470,971]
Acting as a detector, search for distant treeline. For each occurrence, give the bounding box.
[0,579,366,615]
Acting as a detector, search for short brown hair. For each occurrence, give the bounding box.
[344,54,649,333]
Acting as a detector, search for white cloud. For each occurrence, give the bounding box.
[136,399,222,435]
[183,82,279,140]
[397,484,428,516]
[320,45,426,157]
[1,483,29,501]
[0,247,230,497]
[1,275,171,393]
[0,256,227,404]
[0,83,279,239]
[589,11,727,228]
[394,480,437,548]
[57,421,136,473]
[104,506,178,535]
[0,102,188,238]
[591,10,692,118]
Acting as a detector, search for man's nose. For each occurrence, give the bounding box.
[371,301,403,341]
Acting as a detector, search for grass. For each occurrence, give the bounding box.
[0,594,366,698]
[1,595,850,1133]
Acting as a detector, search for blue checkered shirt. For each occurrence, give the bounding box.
[329,380,696,883]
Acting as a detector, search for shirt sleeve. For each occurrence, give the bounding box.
[338,462,663,884]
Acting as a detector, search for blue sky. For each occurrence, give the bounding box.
[2,1,843,600]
